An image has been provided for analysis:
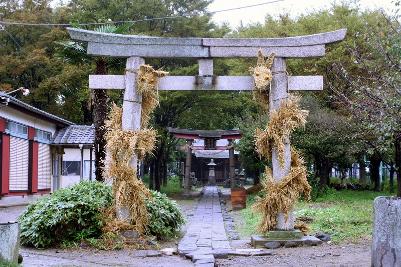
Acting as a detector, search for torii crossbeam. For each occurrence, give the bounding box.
[68,28,346,231]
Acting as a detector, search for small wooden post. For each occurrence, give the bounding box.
[184,139,193,195]
[89,146,93,181]
[229,140,235,188]
[270,57,294,230]
[79,144,84,181]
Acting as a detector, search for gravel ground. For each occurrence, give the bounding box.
[217,242,371,267]
[1,194,373,266]
[21,248,194,267]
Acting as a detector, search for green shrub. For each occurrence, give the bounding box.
[160,175,183,195]
[19,181,112,248]
[20,181,185,248]
[146,190,185,239]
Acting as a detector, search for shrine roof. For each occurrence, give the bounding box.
[168,127,241,139]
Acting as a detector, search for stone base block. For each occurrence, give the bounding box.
[372,196,401,267]
[0,222,20,264]
[251,234,322,248]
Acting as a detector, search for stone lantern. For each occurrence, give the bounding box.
[207,159,217,185]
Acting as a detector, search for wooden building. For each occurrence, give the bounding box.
[0,92,95,197]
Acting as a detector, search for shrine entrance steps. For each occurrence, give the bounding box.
[178,186,272,266]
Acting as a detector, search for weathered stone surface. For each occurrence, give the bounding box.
[264,241,282,249]
[212,249,233,259]
[202,29,347,47]
[209,45,325,58]
[0,222,20,264]
[264,230,304,240]
[160,247,178,256]
[284,241,302,248]
[178,186,230,264]
[303,236,323,246]
[89,74,323,92]
[372,197,401,267]
[315,232,331,242]
[252,234,322,248]
[69,28,346,47]
[145,250,162,257]
[232,249,273,256]
[68,28,346,58]
[192,254,215,262]
[120,230,139,239]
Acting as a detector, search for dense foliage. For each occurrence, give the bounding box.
[19,181,113,248]
[146,190,185,239]
[19,181,185,247]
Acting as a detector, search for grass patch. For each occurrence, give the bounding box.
[238,189,392,244]
[142,175,183,196]
[160,176,183,196]
[0,259,19,267]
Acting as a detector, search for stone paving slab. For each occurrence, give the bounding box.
[178,186,229,266]
[178,186,275,266]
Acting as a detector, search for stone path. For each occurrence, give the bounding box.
[178,186,230,266]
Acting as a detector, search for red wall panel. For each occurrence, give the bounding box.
[1,134,10,195]
[31,141,38,193]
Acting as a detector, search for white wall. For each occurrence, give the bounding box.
[0,105,57,134]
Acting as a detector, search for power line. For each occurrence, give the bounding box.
[0,0,284,27]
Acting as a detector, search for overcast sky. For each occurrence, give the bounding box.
[208,0,397,28]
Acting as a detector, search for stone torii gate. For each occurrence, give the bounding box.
[68,28,346,231]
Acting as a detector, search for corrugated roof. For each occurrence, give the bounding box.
[52,125,94,145]
[0,92,73,126]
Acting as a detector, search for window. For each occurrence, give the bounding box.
[62,161,81,176]
[6,121,28,138]
[84,160,95,179]
[36,129,52,143]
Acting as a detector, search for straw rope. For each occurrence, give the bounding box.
[104,64,168,234]
[251,51,311,233]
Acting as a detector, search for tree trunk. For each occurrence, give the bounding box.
[358,158,367,186]
[370,152,381,192]
[149,160,155,190]
[154,157,161,191]
[389,162,395,193]
[254,168,260,185]
[94,59,108,182]
[395,134,401,197]
[321,158,331,187]
[316,155,330,188]
[314,156,321,180]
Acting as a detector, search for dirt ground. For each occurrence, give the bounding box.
[218,242,371,267]
[2,194,373,267]
[20,248,194,267]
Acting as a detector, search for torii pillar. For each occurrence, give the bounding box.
[270,58,295,230]
[184,139,193,196]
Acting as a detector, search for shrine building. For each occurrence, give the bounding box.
[169,128,242,186]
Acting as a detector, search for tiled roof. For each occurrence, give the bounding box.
[53,125,94,145]
[194,150,239,159]
[0,92,73,126]
[168,127,241,138]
